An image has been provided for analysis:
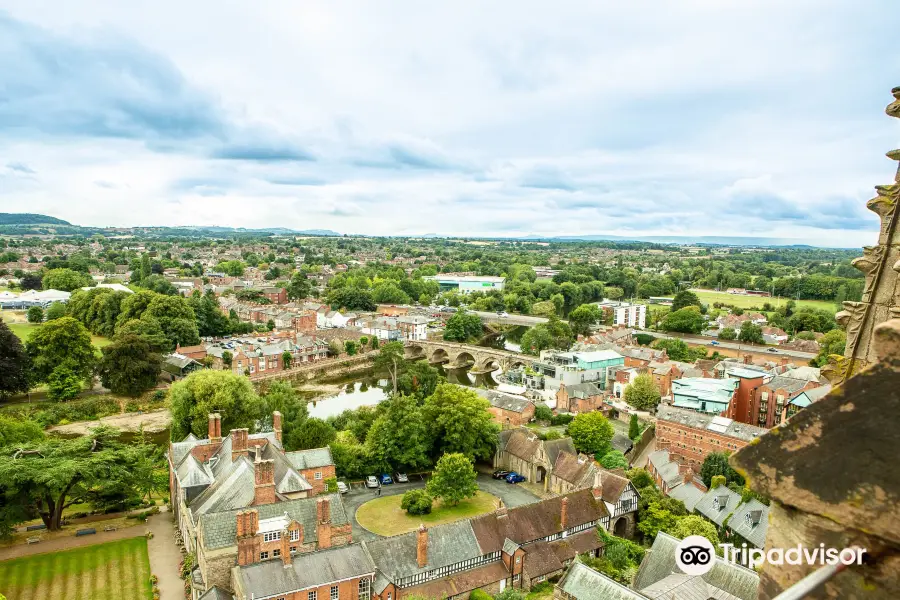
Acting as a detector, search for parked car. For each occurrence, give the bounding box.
[394,473,409,483]
[505,472,526,484]
[708,340,720,346]
[492,469,511,480]
[337,481,349,495]
[380,474,394,485]
[767,347,779,353]
[365,476,379,489]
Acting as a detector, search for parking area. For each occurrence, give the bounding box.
[342,473,541,541]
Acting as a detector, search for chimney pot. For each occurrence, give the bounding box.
[208,413,222,442]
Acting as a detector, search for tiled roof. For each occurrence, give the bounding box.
[190,457,256,519]
[726,498,769,548]
[657,405,767,443]
[552,451,595,486]
[473,388,534,413]
[237,543,375,598]
[197,586,233,600]
[500,429,543,461]
[694,486,743,527]
[285,447,334,470]
[200,493,348,550]
[596,469,630,504]
[522,540,564,576]
[558,562,646,600]
[762,376,809,396]
[365,520,482,580]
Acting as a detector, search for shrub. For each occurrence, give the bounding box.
[550,413,574,426]
[324,476,339,493]
[469,590,493,600]
[401,489,433,515]
[534,404,553,422]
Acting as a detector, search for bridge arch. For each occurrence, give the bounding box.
[405,345,426,360]
[475,356,502,372]
[450,351,476,368]
[429,348,449,363]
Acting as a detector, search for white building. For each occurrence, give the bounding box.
[597,299,646,329]
[397,315,429,341]
[359,317,401,341]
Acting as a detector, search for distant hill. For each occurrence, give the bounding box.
[0,213,71,226]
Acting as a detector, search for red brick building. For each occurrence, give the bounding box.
[556,382,608,413]
[655,405,767,471]
[475,389,536,427]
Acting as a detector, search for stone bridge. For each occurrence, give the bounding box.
[404,340,530,372]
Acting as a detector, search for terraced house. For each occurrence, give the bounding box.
[168,413,341,597]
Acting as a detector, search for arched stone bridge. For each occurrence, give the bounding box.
[404,340,530,372]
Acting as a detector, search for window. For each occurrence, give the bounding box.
[273,548,281,557]
[358,578,371,600]
[330,585,339,600]
[290,530,300,542]
[308,592,317,600]
[260,551,269,560]
[315,471,323,480]
[263,531,281,543]
[290,546,297,553]
[515,557,520,564]
[513,574,521,583]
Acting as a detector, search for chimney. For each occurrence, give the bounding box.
[232,428,249,461]
[780,356,791,367]
[683,467,694,485]
[208,413,222,443]
[253,457,276,506]
[236,509,260,566]
[280,527,292,567]
[273,411,283,443]
[316,497,333,549]
[743,353,753,365]
[416,524,428,568]
[560,496,569,531]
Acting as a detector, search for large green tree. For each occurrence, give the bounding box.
[661,307,705,334]
[366,395,431,471]
[426,452,478,506]
[143,294,200,348]
[169,370,265,440]
[670,515,720,547]
[374,341,405,395]
[286,272,313,300]
[41,268,92,291]
[813,329,846,367]
[568,304,603,337]
[288,418,337,450]
[700,452,745,488]
[568,411,614,456]
[0,320,31,398]
[97,335,162,397]
[397,360,443,399]
[623,373,661,411]
[442,310,483,342]
[671,290,702,312]
[25,316,96,386]
[738,321,764,344]
[423,384,498,461]
[261,381,309,448]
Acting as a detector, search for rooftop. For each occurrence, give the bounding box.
[657,405,767,442]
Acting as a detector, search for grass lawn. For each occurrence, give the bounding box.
[690,289,837,314]
[0,313,112,348]
[0,537,153,600]
[355,490,500,536]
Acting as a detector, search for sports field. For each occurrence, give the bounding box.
[690,289,837,314]
[0,537,153,600]
[0,312,112,348]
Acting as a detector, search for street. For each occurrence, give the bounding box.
[643,331,817,360]
[468,310,550,327]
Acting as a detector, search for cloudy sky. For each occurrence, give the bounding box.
[1,1,898,246]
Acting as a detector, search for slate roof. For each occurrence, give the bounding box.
[544,437,577,466]
[634,532,759,600]
[190,457,256,519]
[171,436,210,467]
[612,433,634,454]
[260,444,312,494]
[558,562,647,600]
[564,381,604,399]
[657,405,767,443]
[473,388,535,413]
[763,376,809,396]
[286,447,334,470]
[175,454,213,488]
[200,493,348,550]
[237,543,375,599]
[596,469,631,504]
[197,586,233,600]
[668,482,706,512]
[726,498,769,548]
[648,449,683,489]
[365,519,482,580]
[694,486,743,527]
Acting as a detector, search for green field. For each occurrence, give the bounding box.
[0,537,153,600]
[690,289,838,314]
[355,490,500,537]
[0,314,112,348]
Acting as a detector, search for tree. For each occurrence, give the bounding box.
[344,340,358,356]
[143,294,200,349]
[628,414,641,441]
[670,515,720,547]
[442,310,483,342]
[42,268,92,291]
[0,320,31,398]
[700,452,745,488]
[288,418,336,450]
[261,381,308,449]
[366,395,431,471]
[266,319,275,331]
[20,272,43,290]
[46,366,83,401]
[374,341,404,395]
[328,339,342,357]
[97,335,162,397]
[534,404,553,422]
[813,329,846,367]
[426,453,478,506]
[494,590,527,600]
[568,412,614,456]
[216,260,246,276]
[282,351,293,370]
[0,415,43,448]
[372,282,411,305]
[401,489,433,515]
[652,338,692,361]
[169,370,265,440]
[44,301,67,321]
[396,360,442,399]
[605,287,624,300]
[738,321,764,344]
[626,468,654,489]
[25,316,95,384]
[568,304,603,337]
[599,450,628,470]
[286,272,313,300]
[221,350,233,369]
[26,305,44,323]
[718,327,737,341]
[423,384,499,461]
[116,290,157,325]
[637,501,681,539]
[0,426,148,530]
[327,287,376,312]
[623,373,661,411]
[671,290,702,312]
[661,307,705,334]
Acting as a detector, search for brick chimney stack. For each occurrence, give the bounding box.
[208,413,222,443]
[416,524,428,568]
[683,467,694,485]
[253,457,276,506]
[316,497,333,549]
[743,353,753,365]
[280,527,292,567]
[232,428,249,461]
[273,411,283,443]
[236,509,261,566]
[560,496,569,531]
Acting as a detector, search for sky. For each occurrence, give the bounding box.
[1,1,899,247]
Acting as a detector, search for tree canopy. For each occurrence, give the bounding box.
[661,307,705,334]
[25,316,96,387]
[623,373,661,411]
[426,453,478,506]
[442,310,483,342]
[0,320,31,398]
[366,395,431,472]
[169,370,265,440]
[700,452,745,488]
[671,290,702,312]
[423,384,499,461]
[97,334,162,397]
[568,411,614,456]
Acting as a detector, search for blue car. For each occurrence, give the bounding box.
[380,474,394,485]
[505,472,526,484]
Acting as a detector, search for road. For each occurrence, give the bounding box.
[469,310,550,327]
[643,331,817,360]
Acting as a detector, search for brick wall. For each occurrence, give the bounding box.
[300,465,336,496]
[656,419,750,470]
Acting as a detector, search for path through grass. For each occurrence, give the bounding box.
[0,536,152,600]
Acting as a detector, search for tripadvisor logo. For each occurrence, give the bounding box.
[675,536,867,573]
